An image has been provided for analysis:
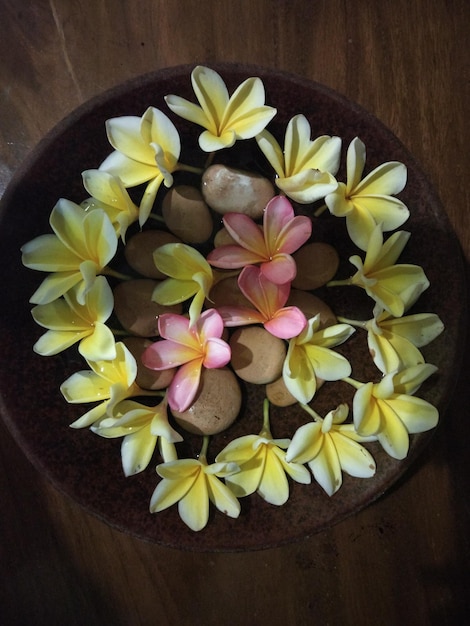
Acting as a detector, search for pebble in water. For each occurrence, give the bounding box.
[202,164,274,219]
[125,230,181,279]
[287,289,337,328]
[171,368,242,435]
[162,185,214,244]
[230,326,286,384]
[292,242,339,290]
[114,279,182,337]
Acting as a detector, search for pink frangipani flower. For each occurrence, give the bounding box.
[218,265,307,339]
[207,195,312,285]
[142,309,231,412]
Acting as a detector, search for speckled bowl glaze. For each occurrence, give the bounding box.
[0,64,466,551]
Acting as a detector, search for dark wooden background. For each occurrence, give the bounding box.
[1,1,469,624]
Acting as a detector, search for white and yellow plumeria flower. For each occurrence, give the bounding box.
[81,169,139,240]
[282,314,355,404]
[152,242,214,325]
[91,396,183,476]
[350,363,439,460]
[99,106,181,224]
[325,137,409,250]
[330,223,429,317]
[61,342,141,429]
[165,65,277,152]
[31,276,116,361]
[286,404,376,496]
[150,437,241,532]
[215,399,311,505]
[365,304,444,374]
[256,114,341,203]
[21,199,118,306]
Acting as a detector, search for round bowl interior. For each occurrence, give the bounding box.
[0,63,465,551]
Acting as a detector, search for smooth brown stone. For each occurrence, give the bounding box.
[162,185,213,243]
[207,275,251,309]
[230,326,286,384]
[292,242,340,290]
[125,230,181,279]
[201,164,275,219]
[171,367,242,435]
[113,279,182,337]
[265,376,297,407]
[213,226,236,247]
[287,289,337,328]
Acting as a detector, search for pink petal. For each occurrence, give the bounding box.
[263,196,295,252]
[264,306,307,339]
[203,337,231,368]
[142,339,200,370]
[237,265,269,315]
[197,308,224,340]
[207,244,266,269]
[258,271,290,310]
[158,314,189,341]
[217,305,265,326]
[260,254,297,284]
[223,212,266,255]
[238,266,291,320]
[276,215,312,254]
[167,359,203,412]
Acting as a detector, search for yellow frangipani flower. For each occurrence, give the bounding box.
[152,242,214,325]
[165,65,277,152]
[150,437,241,532]
[215,400,311,506]
[282,314,355,404]
[21,199,118,306]
[351,363,439,460]
[325,137,409,250]
[61,342,140,429]
[286,404,376,496]
[82,169,139,240]
[365,304,444,374]
[31,276,116,361]
[256,114,341,203]
[91,397,183,476]
[330,223,429,317]
[99,106,181,225]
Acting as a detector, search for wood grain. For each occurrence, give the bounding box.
[1,1,469,624]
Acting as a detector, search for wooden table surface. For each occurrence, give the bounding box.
[1,1,469,624]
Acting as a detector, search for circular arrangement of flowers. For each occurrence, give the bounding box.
[21,66,444,532]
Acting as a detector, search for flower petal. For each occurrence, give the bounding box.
[345,137,366,193]
[178,472,209,531]
[205,474,241,519]
[264,306,307,339]
[388,395,439,433]
[168,359,203,412]
[286,422,323,464]
[260,253,297,285]
[105,115,155,163]
[203,338,231,368]
[256,130,285,178]
[78,322,116,361]
[257,447,290,505]
[309,436,342,496]
[150,475,195,513]
[33,329,88,356]
[222,212,266,255]
[121,425,157,476]
[332,432,376,478]
[355,161,407,196]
